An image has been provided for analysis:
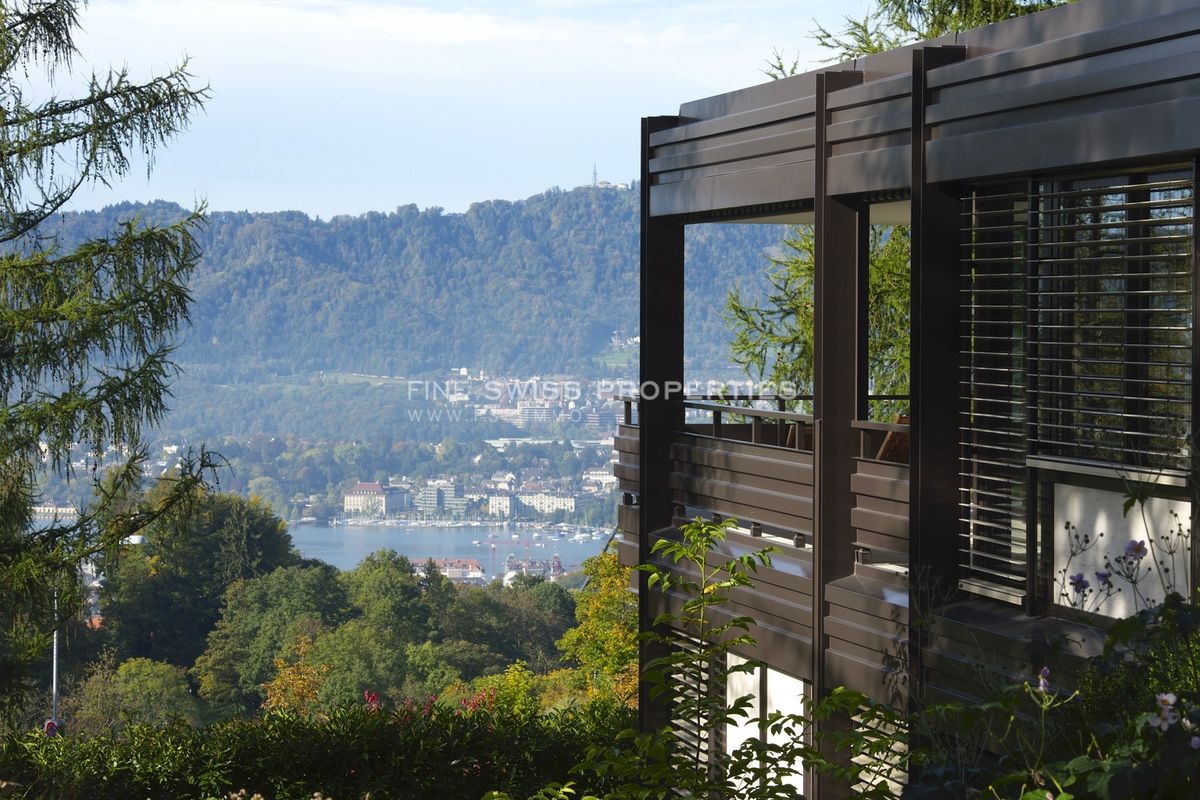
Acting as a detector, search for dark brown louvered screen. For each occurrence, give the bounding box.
[959,169,1193,604]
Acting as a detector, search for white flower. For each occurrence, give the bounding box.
[1150,708,1179,731]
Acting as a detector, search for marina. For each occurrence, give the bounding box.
[288,521,612,574]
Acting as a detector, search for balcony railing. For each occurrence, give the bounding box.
[616,395,816,539]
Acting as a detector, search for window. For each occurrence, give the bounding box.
[960,168,1194,606]
[724,654,807,795]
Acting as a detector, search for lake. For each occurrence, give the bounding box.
[288,522,612,575]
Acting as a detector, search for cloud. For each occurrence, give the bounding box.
[69,0,860,215]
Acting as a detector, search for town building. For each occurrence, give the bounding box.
[517,401,553,428]
[433,558,486,584]
[516,491,576,516]
[415,479,467,517]
[581,467,618,494]
[620,2,1200,795]
[342,481,409,517]
[486,493,513,518]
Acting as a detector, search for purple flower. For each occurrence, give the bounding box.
[1191,735,1200,750]
[1125,540,1148,560]
[1069,572,1090,593]
[1037,666,1050,693]
[1095,570,1112,588]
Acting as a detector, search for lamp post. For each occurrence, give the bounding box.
[45,589,63,736]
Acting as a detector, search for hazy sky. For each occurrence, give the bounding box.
[67,0,870,217]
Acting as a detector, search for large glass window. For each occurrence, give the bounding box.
[960,168,1194,609]
[724,654,807,795]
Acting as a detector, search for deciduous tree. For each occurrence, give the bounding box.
[557,551,637,704]
[103,487,298,666]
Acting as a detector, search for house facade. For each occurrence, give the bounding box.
[343,481,411,517]
[617,1,1200,794]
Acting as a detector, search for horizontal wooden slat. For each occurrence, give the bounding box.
[647,589,814,678]
[851,471,910,503]
[672,488,812,536]
[824,649,907,705]
[826,615,906,658]
[826,575,910,625]
[853,529,909,557]
[928,5,1200,90]
[673,434,813,482]
[929,94,1200,183]
[617,503,639,537]
[650,125,815,174]
[850,507,908,541]
[826,144,911,196]
[650,93,817,147]
[855,458,910,481]
[670,473,812,519]
[928,35,1200,126]
[649,157,816,217]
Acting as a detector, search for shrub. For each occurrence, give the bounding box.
[0,698,632,799]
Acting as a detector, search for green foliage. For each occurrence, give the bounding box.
[904,593,1200,799]
[0,699,633,800]
[340,550,428,642]
[0,0,212,709]
[812,0,1074,61]
[184,549,582,717]
[726,226,910,416]
[441,579,577,674]
[191,564,351,711]
[61,653,203,737]
[494,518,899,800]
[305,619,407,708]
[48,196,786,421]
[557,550,638,704]
[102,486,298,666]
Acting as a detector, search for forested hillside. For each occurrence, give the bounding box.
[61,188,783,379]
[51,188,784,440]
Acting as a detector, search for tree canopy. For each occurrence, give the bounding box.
[813,0,1073,60]
[0,0,211,709]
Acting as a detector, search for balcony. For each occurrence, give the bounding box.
[615,397,921,690]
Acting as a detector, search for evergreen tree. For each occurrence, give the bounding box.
[812,0,1073,61]
[0,0,211,709]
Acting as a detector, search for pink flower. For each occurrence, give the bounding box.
[363,690,381,711]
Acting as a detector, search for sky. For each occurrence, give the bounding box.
[66,0,871,218]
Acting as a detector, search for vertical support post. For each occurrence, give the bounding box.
[638,115,685,732]
[1026,177,1043,615]
[909,44,966,726]
[811,68,864,800]
[855,203,871,423]
[1191,157,1200,605]
[50,590,59,728]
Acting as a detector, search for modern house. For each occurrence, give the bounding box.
[615,0,1199,794]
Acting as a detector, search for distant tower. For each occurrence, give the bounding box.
[592,163,598,187]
